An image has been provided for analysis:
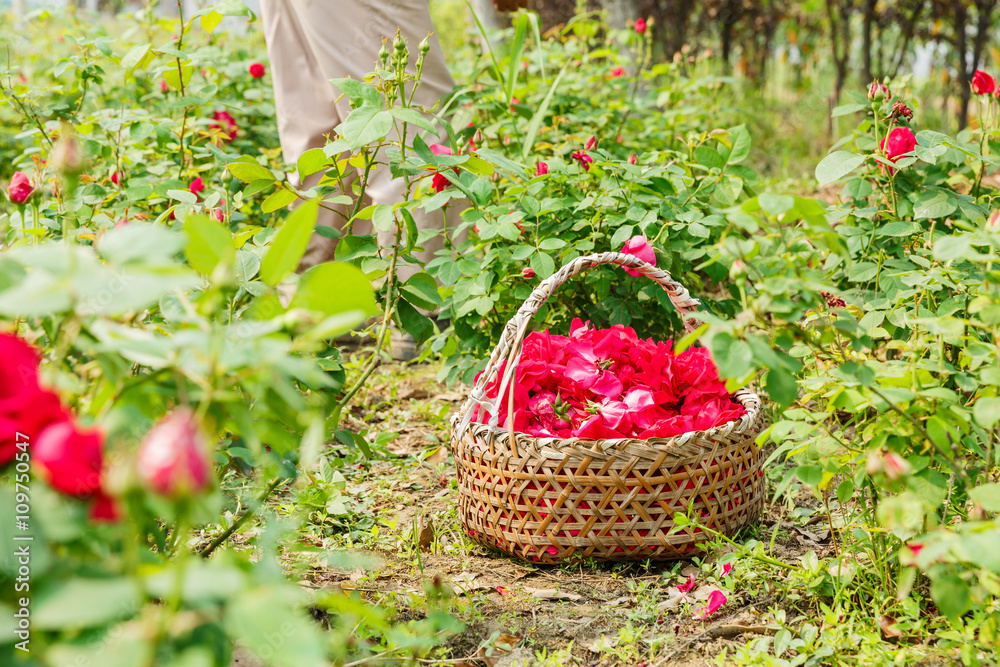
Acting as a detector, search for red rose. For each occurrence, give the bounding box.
[880,126,916,171]
[249,62,266,78]
[89,490,122,523]
[0,334,68,467]
[137,409,212,498]
[634,17,646,34]
[585,135,597,151]
[522,267,536,279]
[110,171,121,187]
[429,144,456,193]
[609,66,625,78]
[189,176,206,195]
[7,171,35,205]
[571,151,593,170]
[621,235,656,277]
[160,79,170,93]
[535,161,549,176]
[972,69,995,95]
[33,420,104,497]
[210,111,238,142]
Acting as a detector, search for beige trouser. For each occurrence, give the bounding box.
[260,0,457,274]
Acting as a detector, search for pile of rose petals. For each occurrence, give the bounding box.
[473,319,745,439]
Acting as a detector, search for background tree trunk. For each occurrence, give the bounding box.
[862,0,875,82]
[599,0,639,30]
[470,0,503,31]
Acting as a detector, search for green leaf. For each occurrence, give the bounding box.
[399,272,443,310]
[330,78,383,109]
[389,107,439,135]
[530,251,556,279]
[506,13,529,104]
[290,262,377,321]
[795,465,823,487]
[260,199,319,286]
[34,578,139,631]
[162,63,193,90]
[878,221,919,237]
[913,190,957,220]
[261,187,298,214]
[727,124,751,164]
[227,586,327,667]
[184,214,235,275]
[766,367,799,408]
[338,107,393,150]
[200,10,224,33]
[694,145,724,170]
[227,161,275,184]
[397,298,434,345]
[973,397,1000,429]
[933,234,972,261]
[930,574,970,619]
[121,43,153,74]
[522,66,566,160]
[297,148,329,180]
[969,482,1000,511]
[709,332,753,378]
[815,151,866,186]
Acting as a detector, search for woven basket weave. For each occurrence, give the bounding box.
[450,252,765,564]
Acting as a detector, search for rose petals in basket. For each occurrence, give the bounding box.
[473,319,745,440]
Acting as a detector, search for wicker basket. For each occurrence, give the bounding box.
[450,252,765,564]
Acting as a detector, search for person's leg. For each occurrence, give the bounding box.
[260,0,357,267]
[285,0,457,278]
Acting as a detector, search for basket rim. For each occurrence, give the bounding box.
[452,387,763,452]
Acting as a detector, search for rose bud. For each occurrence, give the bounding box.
[110,171,121,186]
[137,409,212,497]
[33,420,105,497]
[522,267,536,279]
[987,210,1000,230]
[729,259,747,281]
[866,80,889,101]
[160,79,170,93]
[585,135,597,151]
[535,161,549,176]
[249,62,266,78]
[212,208,224,222]
[883,452,911,481]
[114,218,128,230]
[634,17,646,34]
[621,235,656,277]
[7,171,35,205]
[50,132,85,177]
[628,153,638,165]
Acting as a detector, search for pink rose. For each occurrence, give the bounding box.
[137,409,212,498]
[7,171,35,205]
[609,66,625,78]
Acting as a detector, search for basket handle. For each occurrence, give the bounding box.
[455,251,702,441]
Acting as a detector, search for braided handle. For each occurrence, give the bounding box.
[454,252,701,441]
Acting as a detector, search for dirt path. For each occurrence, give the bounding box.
[268,363,835,666]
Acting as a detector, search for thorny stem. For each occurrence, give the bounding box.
[174,0,191,177]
